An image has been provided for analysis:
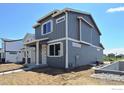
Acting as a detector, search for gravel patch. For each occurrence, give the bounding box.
[91,73,124,82]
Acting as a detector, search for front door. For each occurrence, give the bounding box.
[42,45,47,64]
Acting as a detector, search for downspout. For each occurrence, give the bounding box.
[65,11,68,69]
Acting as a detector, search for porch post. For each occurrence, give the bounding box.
[25,46,28,64]
[36,41,39,65]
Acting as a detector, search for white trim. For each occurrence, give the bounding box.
[91,44,103,50]
[81,40,92,45]
[56,16,65,24]
[36,41,39,65]
[32,23,40,28]
[25,46,28,64]
[47,42,63,57]
[52,8,90,18]
[82,17,94,28]
[79,19,82,41]
[68,38,91,45]
[68,38,103,49]
[24,38,49,45]
[52,10,65,17]
[41,20,53,35]
[47,37,103,50]
[68,38,79,42]
[37,10,59,22]
[77,18,102,49]
[78,17,94,28]
[65,12,68,69]
[47,38,66,43]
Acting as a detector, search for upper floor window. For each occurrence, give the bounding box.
[42,20,53,35]
[56,16,65,24]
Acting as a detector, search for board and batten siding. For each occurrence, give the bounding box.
[35,13,66,41]
[34,9,103,69]
[68,11,100,47]
[92,28,100,46]
[34,13,66,68]
[81,21,92,43]
[68,40,103,69]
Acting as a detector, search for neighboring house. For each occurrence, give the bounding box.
[21,33,36,64]
[24,8,104,69]
[0,47,5,62]
[1,38,23,63]
[0,48,2,61]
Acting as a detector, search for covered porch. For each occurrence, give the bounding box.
[24,38,49,66]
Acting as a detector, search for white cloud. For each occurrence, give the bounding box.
[104,48,124,55]
[106,6,124,13]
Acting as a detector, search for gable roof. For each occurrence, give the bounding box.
[33,9,60,28]
[1,38,23,42]
[100,43,104,49]
[52,8,91,17]
[37,9,60,23]
[23,33,35,42]
[52,8,101,35]
[33,8,102,35]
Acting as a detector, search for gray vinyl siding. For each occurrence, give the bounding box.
[38,40,66,68]
[81,21,92,43]
[68,12,100,47]
[68,40,103,69]
[68,12,95,40]
[47,40,66,68]
[68,12,79,40]
[35,13,66,68]
[92,29,100,46]
[34,10,103,69]
[35,13,66,40]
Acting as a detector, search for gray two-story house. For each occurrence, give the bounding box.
[24,8,104,69]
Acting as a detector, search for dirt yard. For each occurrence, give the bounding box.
[0,63,24,72]
[0,65,124,85]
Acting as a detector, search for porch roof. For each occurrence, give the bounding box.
[24,38,49,45]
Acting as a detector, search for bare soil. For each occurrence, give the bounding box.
[0,65,124,85]
[0,63,24,72]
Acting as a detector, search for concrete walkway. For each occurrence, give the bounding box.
[0,67,32,75]
[0,64,48,76]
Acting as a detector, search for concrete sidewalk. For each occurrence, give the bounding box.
[0,67,31,75]
[0,64,47,76]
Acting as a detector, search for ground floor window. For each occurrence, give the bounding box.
[48,42,63,57]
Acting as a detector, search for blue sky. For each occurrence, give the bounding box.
[0,3,124,50]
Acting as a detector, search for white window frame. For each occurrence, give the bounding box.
[41,20,53,35]
[56,16,65,24]
[47,42,63,57]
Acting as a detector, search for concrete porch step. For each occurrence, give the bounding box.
[25,64,48,69]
